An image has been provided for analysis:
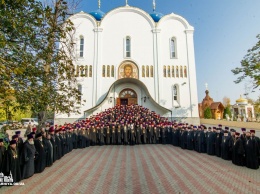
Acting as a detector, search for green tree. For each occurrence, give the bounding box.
[204,107,212,119]
[0,0,82,126]
[223,106,232,119]
[232,34,260,90]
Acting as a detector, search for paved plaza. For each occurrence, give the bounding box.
[1,145,260,194]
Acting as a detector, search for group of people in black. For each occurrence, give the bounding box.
[0,105,259,186]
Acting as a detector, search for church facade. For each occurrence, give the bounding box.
[55,4,199,125]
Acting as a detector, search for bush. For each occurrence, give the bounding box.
[223,107,232,119]
[204,107,212,119]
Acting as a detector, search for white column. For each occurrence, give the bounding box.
[93,26,103,105]
[152,27,161,103]
[185,29,199,117]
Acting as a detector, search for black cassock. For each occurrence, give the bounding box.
[111,129,116,145]
[172,130,179,146]
[17,137,24,159]
[50,135,57,163]
[0,146,6,171]
[197,131,207,153]
[72,132,78,149]
[67,133,73,152]
[186,131,194,150]
[231,138,244,166]
[117,128,121,145]
[245,138,259,169]
[206,132,216,155]
[78,131,86,148]
[142,128,147,144]
[55,134,62,160]
[180,131,187,149]
[21,141,36,179]
[221,136,231,160]
[34,139,46,173]
[45,139,53,167]
[123,128,128,145]
[215,133,222,157]
[2,146,22,183]
[136,127,141,144]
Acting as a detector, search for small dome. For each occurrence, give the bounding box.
[236,95,248,105]
[150,11,164,22]
[89,9,105,21]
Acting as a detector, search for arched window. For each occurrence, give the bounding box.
[176,66,179,78]
[146,65,149,77]
[170,37,177,58]
[107,65,110,77]
[168,65,171,77]
[79,36,84,57]
[75,65,79,77]
[180,66,183,77]
[85,65,88,77]
[78,84,82,102]
[125,36,131,58]
[142,65,145,77]
[111,65,114,77]
[184,66,187,77]
[89,65,92,77]
[80,65,85,77]
[172,66,175,77]
[163,66,166,77]
[102,65,105,77]
[150,66,153,77]
[172,85,180,107]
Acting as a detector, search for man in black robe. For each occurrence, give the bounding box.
[45,133,53,167]
[49,127,57,162]
[186,128,194,150]
[221,131,231,160]
[142,126,147,144]
[55,129,63,159]
[72,128,78,149]
[15,131,24,159]
[21,134,36,179]
[180,128,187,149]
[135,125,141,144]
[2,140,22,183]
[172,126,178,146]
[245,130,259,169]
[231,132,244,166]
[123,125,128,145]
[197,128,207,153]
[206,127,216,155]
[215,128,222,157]
[0,139,6,171]
[34,133,46,173]
[111,126,116,145]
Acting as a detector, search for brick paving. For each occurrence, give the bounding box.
[1,145,260,194]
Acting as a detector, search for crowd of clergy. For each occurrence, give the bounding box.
[0,105,259,185]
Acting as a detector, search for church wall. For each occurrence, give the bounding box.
[158,18,197,118]
[100,11,155,101]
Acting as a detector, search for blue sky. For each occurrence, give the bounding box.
[75,0,260,104]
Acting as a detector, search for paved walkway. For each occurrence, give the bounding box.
[1,145,260,194]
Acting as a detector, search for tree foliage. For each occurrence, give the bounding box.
[223,106,232,119]
[232,34,260,90]
[0,0,82,125]
[204,107,212,119]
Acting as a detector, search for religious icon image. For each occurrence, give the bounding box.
[118,61,138,79]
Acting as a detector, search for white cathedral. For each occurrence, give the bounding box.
[55,1,200,125]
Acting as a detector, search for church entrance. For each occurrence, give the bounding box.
[117,88,137,106]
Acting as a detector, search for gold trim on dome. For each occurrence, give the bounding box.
[236,95,248,103]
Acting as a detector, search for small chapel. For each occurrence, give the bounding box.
[55,0,199,125]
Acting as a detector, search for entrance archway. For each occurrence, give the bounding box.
[117,88,137,105]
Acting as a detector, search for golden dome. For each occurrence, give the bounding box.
[236,95,248,103]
